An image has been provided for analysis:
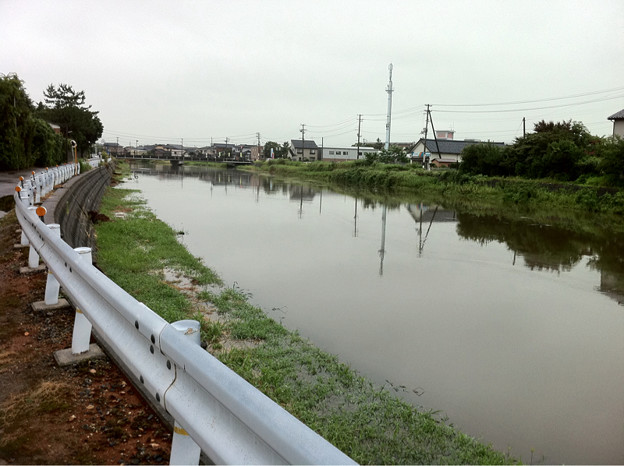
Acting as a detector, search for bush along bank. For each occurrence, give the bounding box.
[250,159,624,235]
[93,165,516,464]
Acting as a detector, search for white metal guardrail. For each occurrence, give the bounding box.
[13,169,356,465]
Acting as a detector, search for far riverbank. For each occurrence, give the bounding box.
[247,159,624,235]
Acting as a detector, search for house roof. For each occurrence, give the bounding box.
[608,109,624,120]
[291,139,319,149]
[416,138,505,155]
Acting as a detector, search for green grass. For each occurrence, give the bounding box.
[96,185,221,322]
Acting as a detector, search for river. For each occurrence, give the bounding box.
[125,162,624,464]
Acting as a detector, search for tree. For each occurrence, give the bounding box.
[363,145,406,164]
[459,143,508,176]
[263,141,289,159]
[0,73,34,169]
[511,120,592,180]
[0,73,66,170]
[598,136,624,185]
[37,83,103,157]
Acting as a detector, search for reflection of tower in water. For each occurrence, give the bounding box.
[379,205,387,276]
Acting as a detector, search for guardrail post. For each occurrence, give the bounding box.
[44,224,62,305]
[71,247,94,354]
[169,320,202,466]
[27,207,40,268]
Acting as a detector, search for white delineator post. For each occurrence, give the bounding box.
[71,247,94,354]
[44,224,62,305]
[169,319,202,465]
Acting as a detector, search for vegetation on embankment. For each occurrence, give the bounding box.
[250,159,624,235]
[94,162,516,464]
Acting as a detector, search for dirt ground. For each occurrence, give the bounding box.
[0,210,172,465]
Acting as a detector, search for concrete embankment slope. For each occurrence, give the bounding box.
[44,163,115,252]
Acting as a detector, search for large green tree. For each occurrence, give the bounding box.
[460,120,599,181]
[37,83,103,157]
[0,73,34,169]
[0,73,65,170]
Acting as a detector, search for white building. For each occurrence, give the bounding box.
[322,146,377,162]
[608,109,624,137]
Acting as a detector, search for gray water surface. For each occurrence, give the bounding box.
[126,163,624,464]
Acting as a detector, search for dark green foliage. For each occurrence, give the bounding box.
[598,136,624,186]
[458,119,623,184]
[0,74,98,169]
[29,117,66,167]
[363,145,407,164]
[36,83,103,157]
[0,74,33,169]
[263,140,289,159]
[459,143,509,176]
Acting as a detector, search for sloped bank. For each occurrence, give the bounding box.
[50,162,115,252]
[93,163,517,465]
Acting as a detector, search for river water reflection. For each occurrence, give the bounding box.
[126,163,623,464]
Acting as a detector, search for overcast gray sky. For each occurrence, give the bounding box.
[2,0,624,149]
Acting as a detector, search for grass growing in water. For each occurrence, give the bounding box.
[95,165,516,464]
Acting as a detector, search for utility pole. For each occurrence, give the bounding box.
[422,105,430,170]
[384,63,394,151]
[256,132,261,160]
[357,114,362,160]
[522,117,526,137]
[300,124,306,161]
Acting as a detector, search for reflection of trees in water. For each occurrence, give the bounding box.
[587,236,624,303]
[456,213,593,272]
[456,212,624,304]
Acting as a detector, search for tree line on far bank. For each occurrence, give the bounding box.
[0,73,103,170]
[459,120,624,187]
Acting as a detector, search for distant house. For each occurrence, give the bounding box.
[289,140,319,161]
[47,122,61,134]
[198,146,216,158]
[608,109,624,137]
[103,142,124,156]
[411,138,505,167]
[213,143,236,157]
[322,146,377,162]
[152,144,185,158]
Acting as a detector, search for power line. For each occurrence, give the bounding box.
[432,93,624,114]
[432,85,624,108]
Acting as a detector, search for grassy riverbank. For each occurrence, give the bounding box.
[250,160,624,235]
[94,163,516,464]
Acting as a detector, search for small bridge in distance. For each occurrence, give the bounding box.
[122,154,253,168]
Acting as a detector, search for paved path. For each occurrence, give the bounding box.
[0,167,44,198]
[0,168,46,219]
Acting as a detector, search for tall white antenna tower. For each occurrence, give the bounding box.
[384,63,394,151]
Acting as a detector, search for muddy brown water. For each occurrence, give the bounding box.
[125,163,624,464]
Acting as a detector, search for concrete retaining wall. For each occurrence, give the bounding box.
[53,163,115,252]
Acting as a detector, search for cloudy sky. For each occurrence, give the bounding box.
[2,0,624,149]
